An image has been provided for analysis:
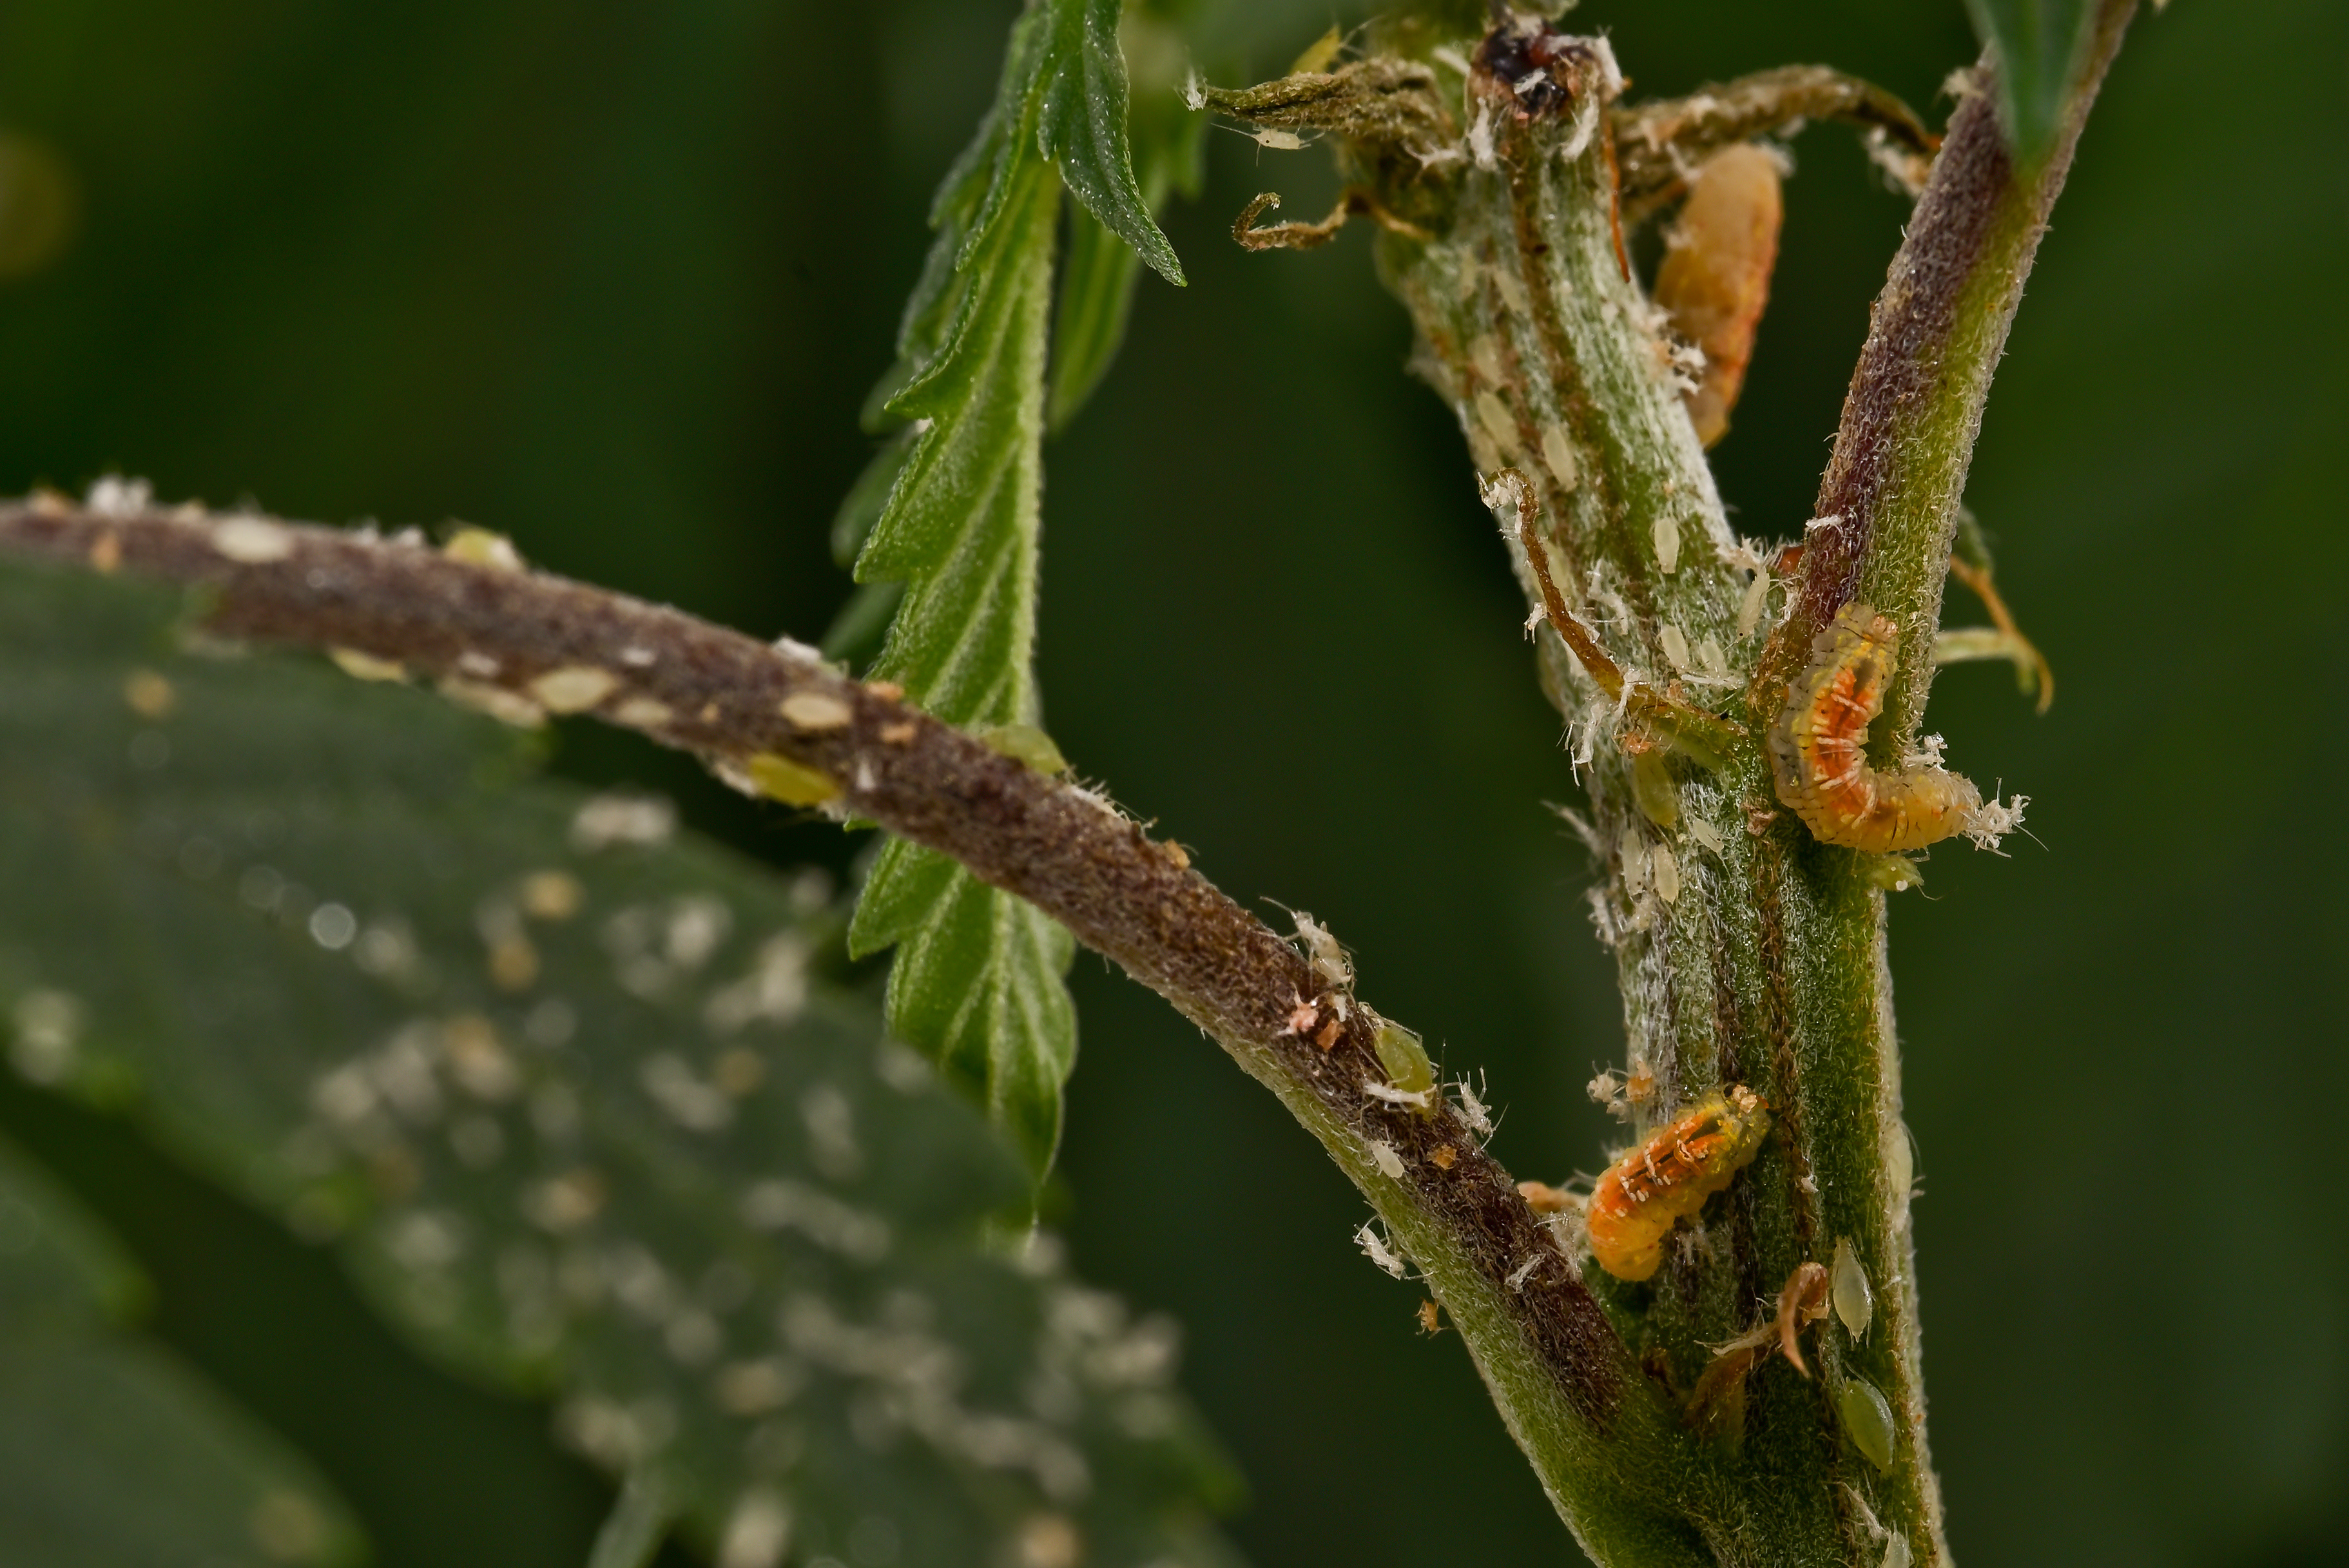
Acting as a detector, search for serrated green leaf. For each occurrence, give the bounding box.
[829,429,920,569]
[853,131,1078,1183]
[862,161,1059,705]
[0,557,1244,1567]
[1964,0,2096,159]
[1049,87,1204,432]
[0,1132,367,1567]
[1034,0,1185,288]
[848,839,1077,1178]
[845,0,1190,1180]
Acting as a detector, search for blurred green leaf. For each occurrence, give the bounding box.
[0,557,1241,1567]
[0,1133,366,1567]
[1964,0,2096,158]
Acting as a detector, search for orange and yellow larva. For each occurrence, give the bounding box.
[1769,603,1980,853]
[1587,1085,1770,1282]
[1654,143,1784,449]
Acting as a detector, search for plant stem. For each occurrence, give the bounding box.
[1761,5,2140,742]
[0,492,1705,1561]
[1207,6,2133,1559]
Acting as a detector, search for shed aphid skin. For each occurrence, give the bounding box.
[1285,909,1353,991]
[1773,1260,1831,1377]
[1586,1085,1769,1282]
[1355,1222,1406,1280]
[1769,603,1986,853]
[1653,143,1785,448]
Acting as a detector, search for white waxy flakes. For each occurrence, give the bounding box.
[779,692,853,732]
[801,1085,862,1181]
[1541,423,1578,489]
[640,1052,733,1132]
[570,791,675,851]
[456,651,499,678]
[438,678,543,728]
[1368,1139,1406,1179]
[309,1061,377,1125]
[1653,512,1681,574]
[10,990,85,1086]
[614,696,672,729]
[1473,390,1519,455]
[1658,622,1692,672]
[441,1015,520,1101]
[521,1168,606,1232]
[713,1357,804,1416]
[330,648,406,683]
[1738,567,1773,636]
[1468,102,1496,169]
[518,871,584,921]
[1651,842,1681,904]
[308,902,358,950]
[617,644,657,668]
[385,1209,467,1270]
[528,666,617,713]
[213,517,295,563]
[664,1310,722,1366]
[737,1177,890,1261]
[717,1490,791,1568]
[86,474,152,517]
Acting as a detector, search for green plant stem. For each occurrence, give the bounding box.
[1207,7,2133,1560]
[1761,5,2139,740]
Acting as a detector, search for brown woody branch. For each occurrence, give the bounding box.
[0,490,1634,1426]
[1612,66,1939,224]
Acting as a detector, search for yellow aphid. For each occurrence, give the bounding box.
[744,752,839,808]
[1769,604,1980,853]
[1587,1085,1769,1282]
[1654,144,1784,448]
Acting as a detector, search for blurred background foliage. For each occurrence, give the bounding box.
[0,1,2342,1564]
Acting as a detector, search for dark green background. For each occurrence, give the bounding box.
[2,1,2343,1564]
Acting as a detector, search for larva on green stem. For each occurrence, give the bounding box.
[1585,1085,1770,1282]
[1769,603,1981,853]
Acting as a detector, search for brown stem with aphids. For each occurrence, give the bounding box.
[0,490,1723,1562]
